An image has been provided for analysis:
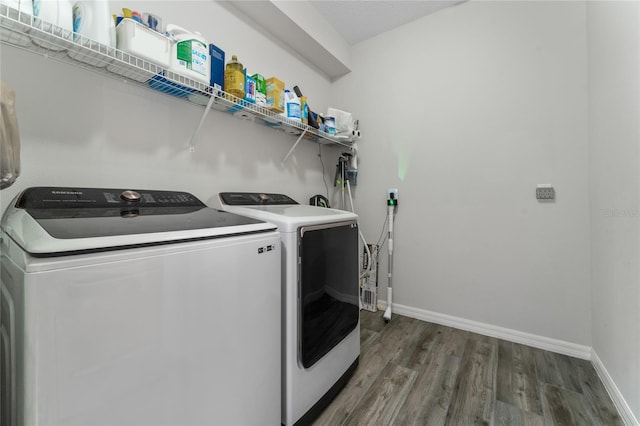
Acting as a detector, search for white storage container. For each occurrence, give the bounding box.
[116,18,170,68]
[284,89,301,122]
[32,0,73,51]
[1,0,33,46]
[68,0,115,67]
[165,24,210,85]
[0,0,32,16]
[33,0,73,31]
[72,0,114,46]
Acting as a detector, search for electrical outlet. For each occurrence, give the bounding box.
[536,184,555,201]
[387,188,398,206]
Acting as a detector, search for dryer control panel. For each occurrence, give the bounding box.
[220,192,299,206]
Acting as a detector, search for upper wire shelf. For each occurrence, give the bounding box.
[0,4,355,151]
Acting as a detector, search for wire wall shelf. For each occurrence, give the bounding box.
[0,4,356,156]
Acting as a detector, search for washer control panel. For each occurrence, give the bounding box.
[120,190,141,202]
[220,192,298,206]
[17,187,205,209]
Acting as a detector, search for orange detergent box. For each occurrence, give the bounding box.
[266,77,285,113]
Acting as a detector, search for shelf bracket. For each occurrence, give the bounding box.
[189,94,217,152]
[281,127,308,163]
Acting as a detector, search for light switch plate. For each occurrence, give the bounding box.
[536,184,555,201]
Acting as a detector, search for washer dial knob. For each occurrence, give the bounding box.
[121,190,141,202]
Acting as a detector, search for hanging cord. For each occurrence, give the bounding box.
[345,180,370,311]
[318,144,329,199]
[365,209,390,281]
[376,212,389,248]
[346,180,373,279]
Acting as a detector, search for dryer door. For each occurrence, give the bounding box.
[298,221,359,368]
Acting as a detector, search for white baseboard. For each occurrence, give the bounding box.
[372,301,639,424]
[591,350,640,426]
[375,300,591,359]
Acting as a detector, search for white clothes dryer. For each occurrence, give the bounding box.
[215,192,360,426]
[0,187,281,426]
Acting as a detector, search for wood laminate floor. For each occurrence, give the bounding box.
[313,311,622,426]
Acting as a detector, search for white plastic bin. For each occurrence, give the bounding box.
[116,18,170,68]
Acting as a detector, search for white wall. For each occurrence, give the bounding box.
[588,0,640,420]
[3,0,639,419]
[0,0,342,213]
[331,0,592,345]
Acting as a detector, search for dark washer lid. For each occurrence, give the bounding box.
[2,187,276,256]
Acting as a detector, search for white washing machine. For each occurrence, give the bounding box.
[215,192,360,425]
[0,187,281,426]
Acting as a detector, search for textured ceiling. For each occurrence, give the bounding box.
[309,0,465,45]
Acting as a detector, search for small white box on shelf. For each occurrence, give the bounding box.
[115,18,170,68]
